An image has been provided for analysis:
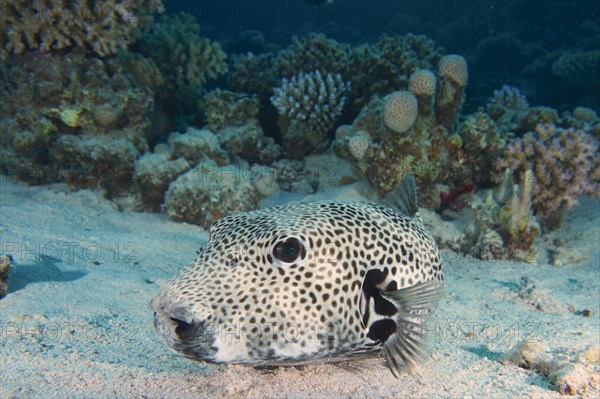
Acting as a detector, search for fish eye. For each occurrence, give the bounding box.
[273,237,306,263]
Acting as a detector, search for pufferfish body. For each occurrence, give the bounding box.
[152,176,444,376]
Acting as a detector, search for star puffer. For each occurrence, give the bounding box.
[152,176,444,376]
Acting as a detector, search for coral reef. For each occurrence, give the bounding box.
[383,91,419,134]
[132,123,281,218]
[271,70,350,158]
[0,52,154,189]
[230,32,442,119]
[164,162,274,229]
[465,169,541,261]
[203,89,282,164]
[0,0,164,59]
[435,55,469,131]
[332,56,471,205]
[495,123,600,229]
[204,89,260,132]
[50,135,141,196]
[168,128,228,166]
[134,150,191,211]
[0,255,14,299]
[458,110,507,183]
[134,13,227,115]
[409,69,437,134]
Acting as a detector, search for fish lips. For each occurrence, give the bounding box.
[151,294,217,361]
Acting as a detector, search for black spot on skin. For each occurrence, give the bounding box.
[367,319,397,342]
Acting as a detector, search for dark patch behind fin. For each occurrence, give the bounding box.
[383,174,418,217]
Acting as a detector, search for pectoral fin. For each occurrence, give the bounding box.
[380,279,445,378]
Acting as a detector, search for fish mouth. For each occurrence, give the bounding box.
[151,293,216,360]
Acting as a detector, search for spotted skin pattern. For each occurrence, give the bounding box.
[152,200,444,369]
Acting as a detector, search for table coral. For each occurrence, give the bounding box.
[0,0,164,59]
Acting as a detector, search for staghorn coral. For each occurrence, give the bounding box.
[495,123,600,229]
[271,70,350,158]
[488,85,530,113]
[0,0,164,60]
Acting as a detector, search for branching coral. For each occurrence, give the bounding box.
[134,13,227,114]
[230,32,442,120]
[0,0,164,59]
[271,70,350,158]
[495,123,600,229]
[458,110,507,183]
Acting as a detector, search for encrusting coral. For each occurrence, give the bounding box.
[271,70,350,158]
[0,0,164,60]
[164,161,275,229]
[204,89,282,165]
[0,52,155,190]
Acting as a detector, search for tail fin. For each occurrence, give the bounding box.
[383,174,419,217]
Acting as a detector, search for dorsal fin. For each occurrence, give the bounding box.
[383,174,419,217]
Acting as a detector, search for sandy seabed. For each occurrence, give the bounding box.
[0,177,598,398]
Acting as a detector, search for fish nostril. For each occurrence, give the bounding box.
[171,317,194,339]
